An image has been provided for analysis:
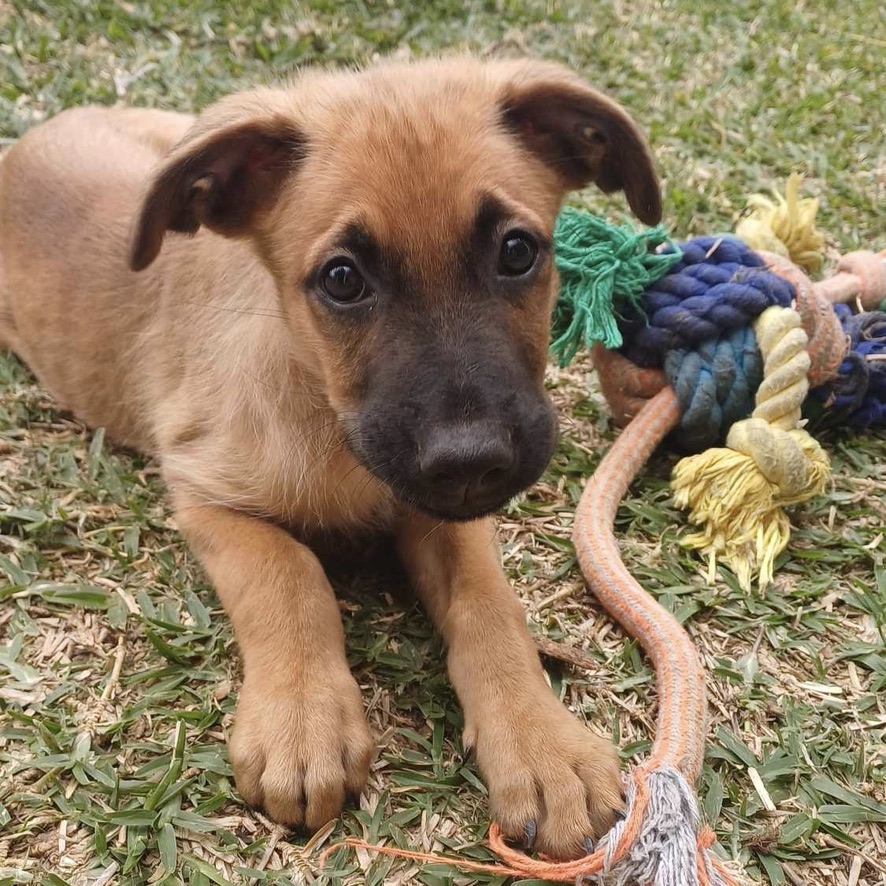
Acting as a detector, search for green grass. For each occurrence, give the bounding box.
[1,1,885,884]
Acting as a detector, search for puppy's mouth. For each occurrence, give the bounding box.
[343,418,554,523]
[388,483,516,523]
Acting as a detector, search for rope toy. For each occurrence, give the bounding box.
[553,182,885,592]
[322,180,886,885]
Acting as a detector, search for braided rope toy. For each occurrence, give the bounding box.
[561,195,885,593]
[323,182,886,885]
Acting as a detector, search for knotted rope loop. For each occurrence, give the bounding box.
[594,237,795,448]
[759,250,845,385]
[672,307,830,589]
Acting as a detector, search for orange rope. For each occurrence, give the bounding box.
[593,342,667,426]
[821,249,886,311]
[573,388,707,779]
[759,251,846,385]
[319,835,525,878]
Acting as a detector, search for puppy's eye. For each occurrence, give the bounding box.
[498,231,538,277]
[320,261,368,304]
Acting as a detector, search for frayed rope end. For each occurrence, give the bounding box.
[551,207,682,367]
[321,765,747,886]
[595,766,740,886]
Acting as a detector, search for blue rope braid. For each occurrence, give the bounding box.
[612,236,795,447]
[809,305,886,429]
[619,236,794,369]
[665,326,762,451]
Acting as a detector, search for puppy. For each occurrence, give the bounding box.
[0,58,661,859]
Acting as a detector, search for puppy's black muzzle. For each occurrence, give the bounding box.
[351,349,558,520]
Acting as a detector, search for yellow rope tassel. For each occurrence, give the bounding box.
[671,306,830,590]
[735,173,825,275]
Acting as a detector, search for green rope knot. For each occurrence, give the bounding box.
[551,207,682,366]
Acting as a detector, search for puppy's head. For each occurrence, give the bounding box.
[131,59,661,521]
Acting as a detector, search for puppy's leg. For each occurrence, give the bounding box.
[174,497,374,829]
[398,515,622,860]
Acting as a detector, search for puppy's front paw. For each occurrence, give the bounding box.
[229,671,374,830]
[469,696,622,860]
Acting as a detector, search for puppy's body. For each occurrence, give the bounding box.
[0,59,661,857]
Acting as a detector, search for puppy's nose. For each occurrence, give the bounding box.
[420,423,514,498]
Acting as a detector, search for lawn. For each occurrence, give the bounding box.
[1,1,885,885]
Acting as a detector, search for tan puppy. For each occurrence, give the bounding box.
[0,58,660,859]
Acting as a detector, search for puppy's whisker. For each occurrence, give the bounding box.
[349,447,411,504]
[330,452,372,500]
[182,301,288,321]
[283,429,361,510]
[418,518,446,547]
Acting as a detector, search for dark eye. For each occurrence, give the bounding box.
[320,260,368,303]
[498,231,538,277]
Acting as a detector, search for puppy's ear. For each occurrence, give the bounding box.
[129,92,304,271]
[498,63,662,225]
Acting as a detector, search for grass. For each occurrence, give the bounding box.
[1,0,885,884]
